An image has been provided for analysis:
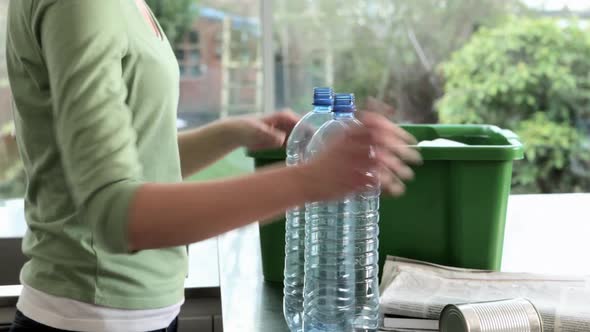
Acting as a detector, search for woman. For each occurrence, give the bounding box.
[6,0,420,331]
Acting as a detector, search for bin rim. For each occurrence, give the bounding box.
[247,124,524,161]
[403,124,524,161]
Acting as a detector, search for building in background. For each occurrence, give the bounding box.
[0,0,9,130]
[0,1,262,197]
[0,3,262,131]
[176,6,261,126]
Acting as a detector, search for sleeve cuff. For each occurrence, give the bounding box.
[84,180,143,254]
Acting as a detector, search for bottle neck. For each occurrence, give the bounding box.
[334,111,354,119]
[313,105,332,113]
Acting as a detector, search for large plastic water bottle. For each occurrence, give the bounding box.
[303,94,381,332]
[303,93,381,332]
[350,139,381,329]
[283,87,334,332]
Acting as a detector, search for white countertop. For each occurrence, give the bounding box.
[218,193,590,332]
[502,194,590,276]
[0,199,26,238]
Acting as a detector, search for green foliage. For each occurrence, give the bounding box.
[274,0,518,119]
[438,17,590,193]
[145,0,199,45]
[514,113,590,193]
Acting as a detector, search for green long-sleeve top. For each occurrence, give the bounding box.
[6,0,187,309]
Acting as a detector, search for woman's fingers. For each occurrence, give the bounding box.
[357,113,422,165]
[377,166,406,196]
[250,120,287,149]
[387,179,406,197]
[314,119,420,198]
[373,134,422,165]
[342,126,418,178]
[375,149,414,181]
[358,111,417,145]
[373,131,421,164]
[263,110,300,134]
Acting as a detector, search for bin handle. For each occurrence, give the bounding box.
[500,128,518,139]
[488,125,523,149]
[498,128,523,151]
[501,128,520,141]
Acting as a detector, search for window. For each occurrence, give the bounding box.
[176,30,203,78]
[170,0,261,180]
[164,0,262,121]
[172,0,262,180]
[273,0,590,194]
[2,0,589,198]
[189,30,200,44]
[0,0,23,200]
[0,0,263,200]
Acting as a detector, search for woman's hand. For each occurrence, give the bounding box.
[298,112,421,200]
[227,111,300,151]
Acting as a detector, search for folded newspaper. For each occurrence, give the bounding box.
[379,256,590,332]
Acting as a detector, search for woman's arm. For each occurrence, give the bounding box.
[177,112,300,178]
[129,164,307,249]
[130,115,419,251]
[177,121,240,179]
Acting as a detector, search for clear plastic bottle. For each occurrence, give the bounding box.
[303,93,381,332]
[351,165,381,331]
[302,93,362,332]
[283,87,334,332]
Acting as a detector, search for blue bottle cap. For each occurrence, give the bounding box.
[312,87,334,107]
[333,93,356,113]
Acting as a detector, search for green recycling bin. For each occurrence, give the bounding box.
[248,124,524,283]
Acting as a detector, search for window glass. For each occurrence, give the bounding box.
[273,0,590,194]
[0,0,262,199]
[2,0,589,198]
